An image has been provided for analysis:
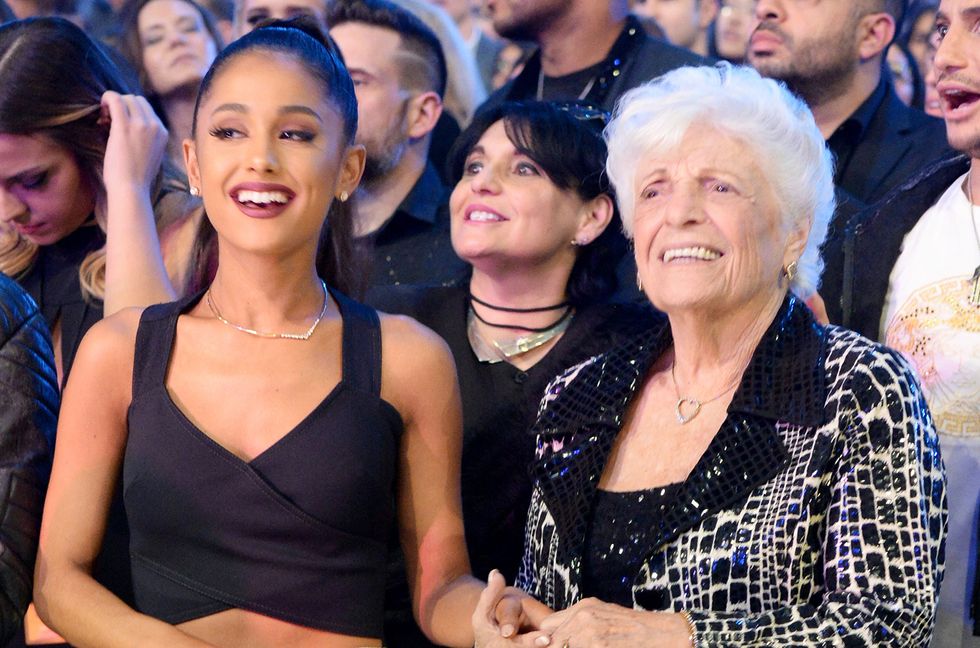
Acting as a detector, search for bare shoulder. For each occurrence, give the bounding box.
[377,312,458,420]
[378,311,451,357]
[65,307,144,401]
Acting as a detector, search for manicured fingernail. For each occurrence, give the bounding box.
[501,624,514,637]
[535,636,550,646]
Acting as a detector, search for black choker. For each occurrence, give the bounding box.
[468,293,570,313]
[469,303,574,333]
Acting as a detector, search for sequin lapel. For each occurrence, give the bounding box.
[529,295,828,568]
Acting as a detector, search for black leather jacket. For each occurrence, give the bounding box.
[0,272,57,644]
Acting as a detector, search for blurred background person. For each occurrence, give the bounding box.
[710,0,753,63]
[630,0,717,57]
[0,273,57,646]
[118,0,224,168]
[371,100,651,646]
[232,0,331,35]
[329,0,467,288]
[749,0,950,205]
[391,0,485,126]
[903,0,939,77]
[425,0,505,95]
[483,0,703,112]
[0,17,205,387]
[887,40,925,109]
[475,63,946,648]
[198,0,232,41]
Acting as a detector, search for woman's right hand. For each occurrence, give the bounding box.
[473,570,551,648]
[100,91,168,197]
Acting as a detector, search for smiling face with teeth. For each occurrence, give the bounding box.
[184,51,364,258]
[448,120,609,275]
[632,126,808,317]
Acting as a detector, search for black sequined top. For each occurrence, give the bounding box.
[582,484,681,607]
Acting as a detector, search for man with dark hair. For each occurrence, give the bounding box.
[750,0,950,204]
[330,0,467,287]
[821,1,978,644]
[480,0,704,112]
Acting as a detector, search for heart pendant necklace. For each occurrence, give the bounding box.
[670,360,742,425]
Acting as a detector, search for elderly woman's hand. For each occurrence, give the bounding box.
[537,599,693,648]
[474,570,552,648]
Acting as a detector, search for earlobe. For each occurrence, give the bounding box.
[339,144,366,197]
[577,194,615,242]
[183,139,200,192]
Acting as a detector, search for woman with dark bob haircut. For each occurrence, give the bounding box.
[372,101,654,643]
[33,17,532,648]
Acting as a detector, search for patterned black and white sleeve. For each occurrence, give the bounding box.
[687,345,947,647]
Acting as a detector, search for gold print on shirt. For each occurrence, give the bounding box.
[886,277,980,438]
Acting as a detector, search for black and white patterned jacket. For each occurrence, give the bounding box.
[517,295,947,646]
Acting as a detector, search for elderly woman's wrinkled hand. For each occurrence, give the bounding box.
[537,598,693,648]
[473,570,552,647]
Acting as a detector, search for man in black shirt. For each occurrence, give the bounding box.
[749,0,950,204]
[480,0,704,112]
[329,0,467,287]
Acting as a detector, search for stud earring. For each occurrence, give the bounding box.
[784,260,798,281]
[189,186,200,196]
[636,272,643,291]
[339,191,349,202]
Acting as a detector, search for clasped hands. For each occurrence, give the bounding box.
[473,571,694,648]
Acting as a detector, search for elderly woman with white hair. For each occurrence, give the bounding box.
[471,64,948,647]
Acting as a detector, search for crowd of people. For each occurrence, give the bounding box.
[0,0,975,647]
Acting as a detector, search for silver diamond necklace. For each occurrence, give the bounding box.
[206,280,330,341]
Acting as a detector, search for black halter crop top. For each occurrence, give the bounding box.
[123,289,403,637]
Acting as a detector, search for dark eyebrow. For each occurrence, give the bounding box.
[280,105,322,122]
[4,165,46,185]
[466,145,485,157]
[209,104,322,122]
[212,103,247,116]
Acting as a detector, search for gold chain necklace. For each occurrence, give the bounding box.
[669,361,742,425]
[206,280,329,340]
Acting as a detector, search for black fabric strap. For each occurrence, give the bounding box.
[332,290,382,396]
[132,299,187,398]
